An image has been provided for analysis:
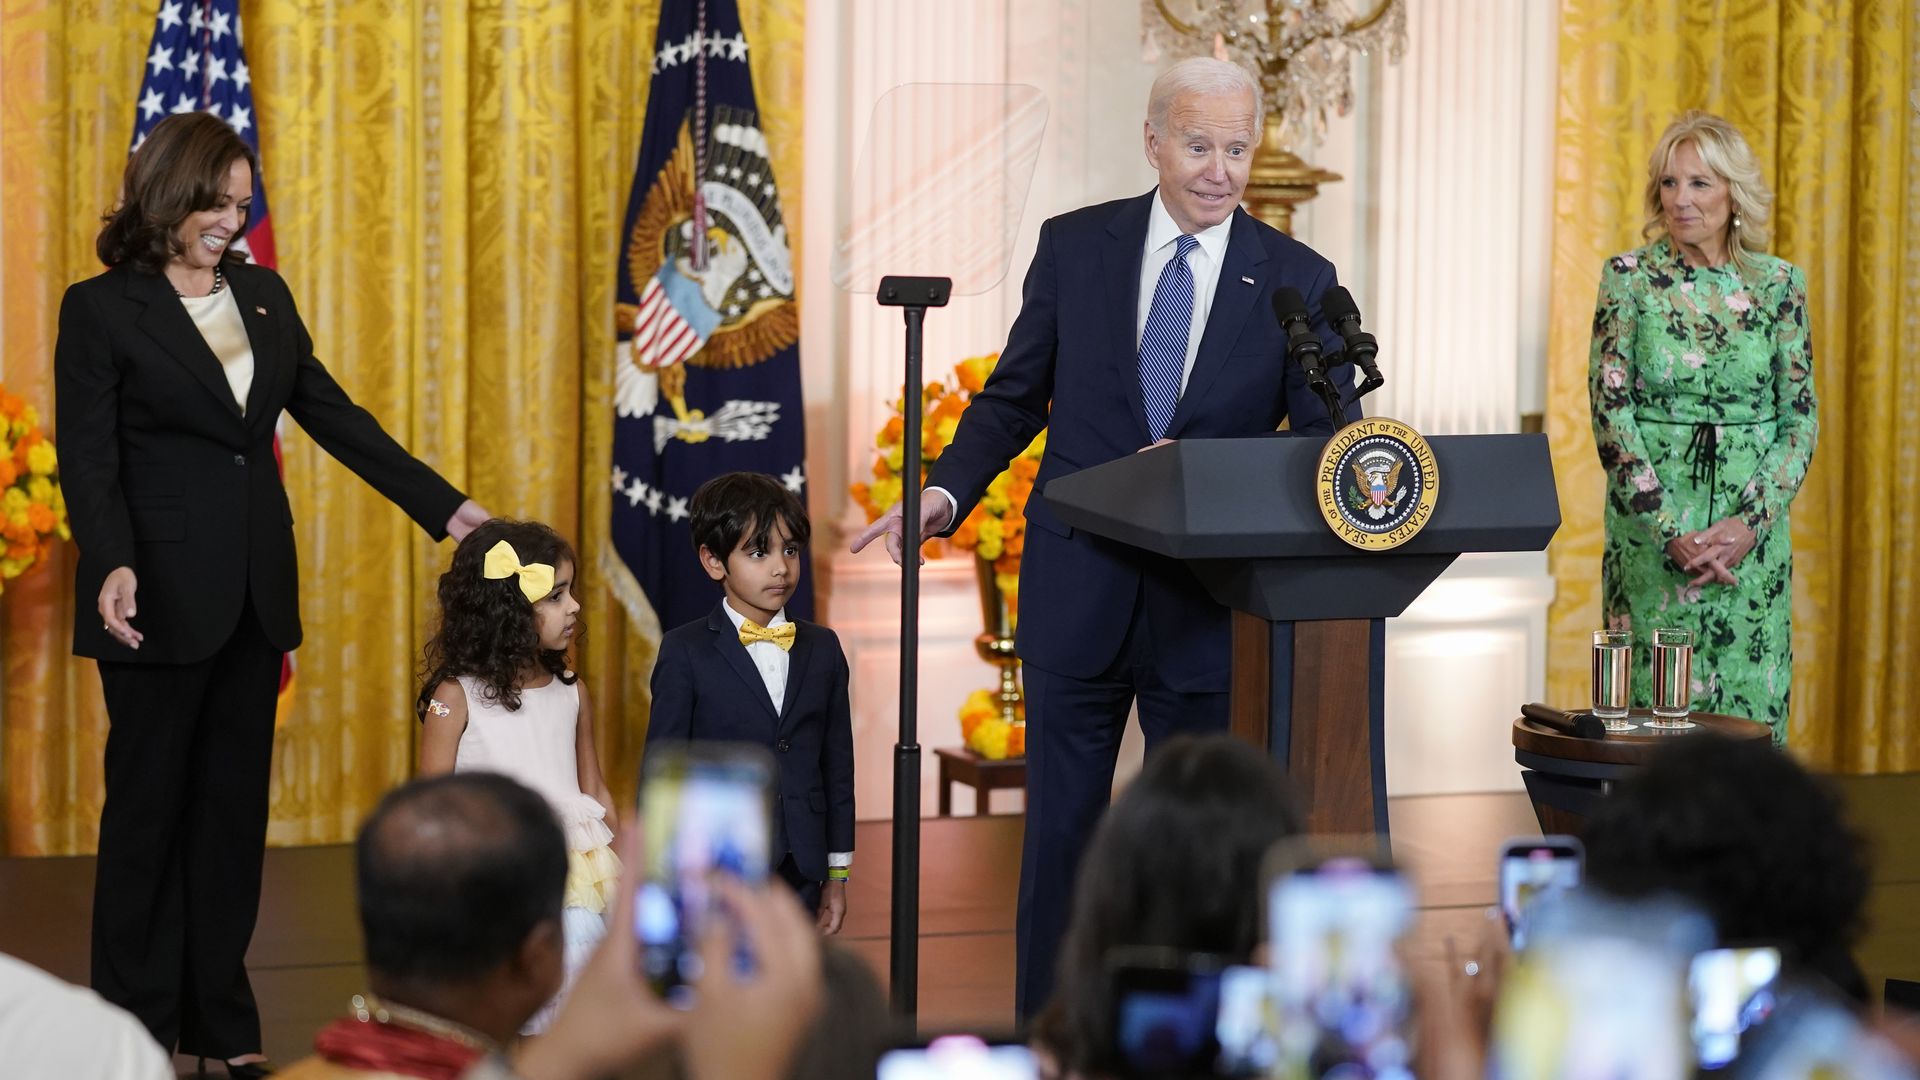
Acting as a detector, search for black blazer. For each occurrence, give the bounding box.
[645,603,856,882]
[54,260,466,665]
[926,192,1352,691]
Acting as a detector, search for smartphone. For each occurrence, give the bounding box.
[1689,945,1782,1069]
[1267,850,1416,1080]
[1487,891,1710,1080]
[1106,950,1272,1079]
[633,743,774,1006]
[876,1035,1039,1080]
[1498,836,1583,951]
[1213,963,1279,1077]
[1107,949,1221,1078]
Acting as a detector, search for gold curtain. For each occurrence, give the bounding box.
[1545,2,1919,770]
[0,0,807,854]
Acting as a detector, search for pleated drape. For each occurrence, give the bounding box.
[1543,1,1918,770]
[0,0,807,853]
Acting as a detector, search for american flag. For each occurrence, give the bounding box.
[132,0,295,713]
[131,0,276,267]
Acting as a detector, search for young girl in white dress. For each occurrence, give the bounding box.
[414,519,619,1034]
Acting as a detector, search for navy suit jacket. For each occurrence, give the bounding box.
[646,603,855,882]
[926,192,1353,692]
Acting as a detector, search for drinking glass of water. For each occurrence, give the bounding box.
[1647,628,1695,729]
[1591,630,1633,731]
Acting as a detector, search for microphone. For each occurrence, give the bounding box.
[1320,286,1385,405]
[1272,287,1329,392]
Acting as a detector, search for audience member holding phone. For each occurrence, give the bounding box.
[1582,734,1874,1004]
[1033,735,1302,1079]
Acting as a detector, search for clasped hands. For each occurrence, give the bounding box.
[1665,517,1757,586]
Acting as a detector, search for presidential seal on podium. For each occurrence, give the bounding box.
[1316,417,1440,550]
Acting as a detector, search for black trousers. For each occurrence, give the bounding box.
[92,598,281,1058]
[1013,607,1229,1021]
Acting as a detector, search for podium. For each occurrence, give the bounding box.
[1044,432,1560,837]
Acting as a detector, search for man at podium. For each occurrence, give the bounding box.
[852,56,1352,1018]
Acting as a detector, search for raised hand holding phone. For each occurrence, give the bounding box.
[633,743,775,1006]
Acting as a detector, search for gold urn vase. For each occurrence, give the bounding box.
[973,555,1025,740]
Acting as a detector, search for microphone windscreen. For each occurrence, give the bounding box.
[1321,285,1359,326]
[1272,286,1309,326]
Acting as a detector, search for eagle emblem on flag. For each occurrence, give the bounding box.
[614,108,798,454]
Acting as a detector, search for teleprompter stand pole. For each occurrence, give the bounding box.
[876,275,951,1022]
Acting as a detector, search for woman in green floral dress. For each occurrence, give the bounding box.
[1588,112,1817,744]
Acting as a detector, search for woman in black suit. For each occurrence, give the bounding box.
[54,111,488,1076]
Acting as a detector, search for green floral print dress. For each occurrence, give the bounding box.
[1588,236,1818,744]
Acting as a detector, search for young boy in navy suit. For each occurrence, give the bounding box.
[646,472,855,933]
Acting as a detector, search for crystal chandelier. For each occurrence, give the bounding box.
[1145,0,1407,231]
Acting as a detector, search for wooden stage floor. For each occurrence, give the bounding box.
[3,781,1917,1074]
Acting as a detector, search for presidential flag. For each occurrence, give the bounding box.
[133,0,295,714]
[608,2,811,631]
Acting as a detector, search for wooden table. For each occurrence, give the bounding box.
[933,747,1027,817]
[1512,709,1770,835]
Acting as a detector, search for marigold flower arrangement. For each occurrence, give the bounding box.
[0,387,71,595]
[851,353,1042,759]
[849,352,1044,614]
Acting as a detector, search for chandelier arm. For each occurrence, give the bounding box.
[1345,0,1399,35]
[1152,0,1202,39]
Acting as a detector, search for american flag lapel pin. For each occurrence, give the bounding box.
[1240,276,1255,286]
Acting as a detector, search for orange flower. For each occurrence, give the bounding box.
[949,513,981,549]
[1006,723,1026,757]
[0,392,22,420]
[0,457,15,488]
[26,503,55,532]
[1010,457,1040,482]
[879,416,904,445]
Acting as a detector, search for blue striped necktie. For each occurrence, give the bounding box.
[1139,233,1199,442]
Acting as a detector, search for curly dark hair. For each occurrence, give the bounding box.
[1040,735,1305,1075]
[1583,734,1874,1001]
[97,111,259,274]
[417,519,579,719]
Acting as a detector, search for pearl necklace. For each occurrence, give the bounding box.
[174,264,226,298]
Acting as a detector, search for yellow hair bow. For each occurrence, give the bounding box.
[483,540,555,603]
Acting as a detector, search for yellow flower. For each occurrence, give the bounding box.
[4,488,29,514]
[28,476,53,505]
[975,516,1004,560]
[26,440,55,477]
[980,472,1012,516]
[969,718,1011,759]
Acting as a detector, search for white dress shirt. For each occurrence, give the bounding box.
[721,598,851,872]
[1136,189,1233,395]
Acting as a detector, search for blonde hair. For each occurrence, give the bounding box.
[1642,111,1773,274]
[1148,57,1264,144]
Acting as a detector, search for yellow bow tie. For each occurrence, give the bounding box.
[739,620,796,651]
[483,540,555,603]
